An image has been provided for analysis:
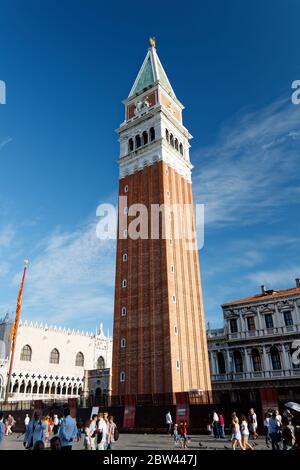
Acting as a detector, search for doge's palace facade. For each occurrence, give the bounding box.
[0,314,112,403]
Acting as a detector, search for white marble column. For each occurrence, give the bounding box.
[282,344,292,370]
[261,346,268,371]
[240,314,247,336]
[226,349,232,373]
[274,304,283,328]
[244,349,252,373]
[256,307,263,332]
[294,300,300,324]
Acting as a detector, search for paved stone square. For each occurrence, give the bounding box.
[0,433,268,450]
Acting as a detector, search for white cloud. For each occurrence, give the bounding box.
[192,97,300,227]
[247,266,300,288]
[17,222,116,327]
[0,137,12,152]
[0,225,15,249]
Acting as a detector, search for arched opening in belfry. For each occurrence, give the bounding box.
[128,138,134,152]
[149,127,155,141]
[142,130,148,145]
[135,134,141,148]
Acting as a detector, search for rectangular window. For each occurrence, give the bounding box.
[124,185,128,193]
[230,319,238,333]
[247,316,256,331]
[265,314,274,329]
[284,311,293,326]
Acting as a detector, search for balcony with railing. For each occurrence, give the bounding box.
[227,324,300,341]
[212,368,300,382]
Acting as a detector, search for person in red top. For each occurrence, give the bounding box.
[179,421,188,449]
[218,414,225,439]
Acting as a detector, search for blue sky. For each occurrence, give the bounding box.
[0,0,300,333]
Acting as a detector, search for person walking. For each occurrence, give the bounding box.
[173,424,180,446]
[264,412,271,448]
[283,409,294,424]
[24,414,30,433]
[268,410,281,450]
[165,411,173,435]
[89,414,97,450]
[96,412,108,450]
[212,411,220,438]
[240,415,254,450]
[58,408,78,451]
[83,419,92,450]
[42,416,50,448]
[23,412,47,450]
[248,408,258,441]
[107,416,117,450]
[231,417,245,450]
[5,415,12,436]
[281,416,295,450]
[179,421,188,449]
[0,412,5,449]
[218,414,225,439]
[52,414,59,435]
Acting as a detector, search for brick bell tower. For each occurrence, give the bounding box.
[112,39,211,405]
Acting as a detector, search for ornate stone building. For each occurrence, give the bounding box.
[207,279,300,406]
[0,315,113,403]
[112,40,211,404]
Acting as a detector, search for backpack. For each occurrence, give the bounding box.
[114,427,119,441]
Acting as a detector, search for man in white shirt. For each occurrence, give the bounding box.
[96,413,108,450]
[212,411,219,438]
[24,414,30,428]
[165,412,173,435]
[248,408,258,441]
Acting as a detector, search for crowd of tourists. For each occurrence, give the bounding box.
[212,407,299,450]
[0,408,118,451]
[82,412,118,450]
[165,406,300,451]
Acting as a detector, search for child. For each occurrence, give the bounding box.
[173,424,180,446]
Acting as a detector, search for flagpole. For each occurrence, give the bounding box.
[4,259,29,403]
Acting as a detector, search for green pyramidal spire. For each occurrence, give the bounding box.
[129,39,176,99]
